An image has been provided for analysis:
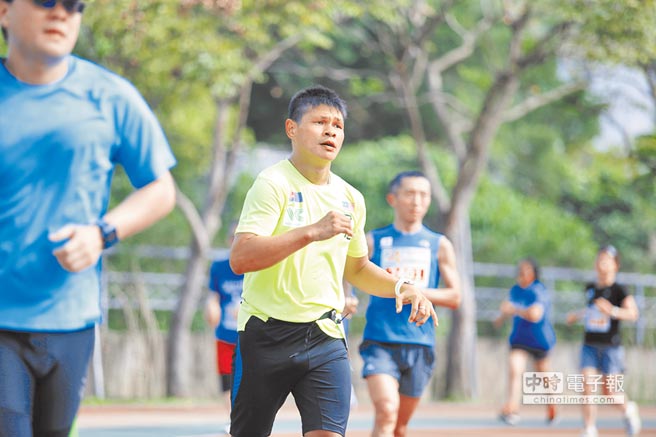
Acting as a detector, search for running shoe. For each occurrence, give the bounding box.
[581,426,598,437]
[625,401,642,436]
[499,412,520,426]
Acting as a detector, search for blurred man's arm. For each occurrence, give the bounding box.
[51,172,176,272]
[423,237,461,309]
[204,293,221,327]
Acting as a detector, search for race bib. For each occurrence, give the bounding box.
[380,246,431,287]
[584,306,611,333]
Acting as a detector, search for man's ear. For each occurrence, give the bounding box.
[386,192,395,207]
[285,119,296,139]
[0,3,10,36]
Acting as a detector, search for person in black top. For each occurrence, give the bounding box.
[566,245,641,437]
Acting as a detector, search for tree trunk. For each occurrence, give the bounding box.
[165,243,207,397]
[445,214,478,398]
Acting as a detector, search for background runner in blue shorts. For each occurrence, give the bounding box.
[359,171,461,437]
[566,246,641,437]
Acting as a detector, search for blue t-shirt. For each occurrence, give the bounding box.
[362,224,441,347]
[507,280,556,351]
[0,56,176,332]
[208,258,244,344]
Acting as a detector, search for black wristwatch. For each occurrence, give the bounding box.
[96,218,119,249]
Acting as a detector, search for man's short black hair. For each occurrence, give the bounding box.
[287,85,347,123]
[388,170,428,194]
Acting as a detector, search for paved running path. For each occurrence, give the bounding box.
[77,401,656,437]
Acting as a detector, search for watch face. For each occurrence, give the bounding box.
[98,219,119,248]
[106,229,118,247]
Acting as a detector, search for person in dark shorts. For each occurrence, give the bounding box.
[566,245,641,437]
[229,85,437,437]
[0,1,177,435]
[494,258,557,426]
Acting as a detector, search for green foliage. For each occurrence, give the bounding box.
[559,148,656,271]
[334,136,415,230]
[107,308,207,332]
[491,90,603,202]
[335,136,598,267]
[472,178,597,268]
[334,136,455,231]
[545,0,656,65]
[634,134,656,176]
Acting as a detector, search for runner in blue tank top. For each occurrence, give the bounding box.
[493,258,557,426]
[359,171,461,437]
[0,2,176,435]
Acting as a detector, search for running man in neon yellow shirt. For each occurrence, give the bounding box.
[229,85,437,437]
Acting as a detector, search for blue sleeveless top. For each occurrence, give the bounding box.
[362,224,441,347]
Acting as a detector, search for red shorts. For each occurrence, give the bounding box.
[216,340,236,375]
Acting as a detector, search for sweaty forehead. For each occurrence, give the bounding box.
[304,104,344,121]
[399,176,430,191]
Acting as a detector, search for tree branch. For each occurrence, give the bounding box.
[426,73,468,160]
[503,80,587,123]
[430,14,492,73]
[515,22,572,70]
[175,185,209,255]
[250,33,304,77]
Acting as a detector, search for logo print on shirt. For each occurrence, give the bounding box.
[341,200,355,240]
[283,191,305,227]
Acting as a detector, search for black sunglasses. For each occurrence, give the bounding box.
[32,0,86,13]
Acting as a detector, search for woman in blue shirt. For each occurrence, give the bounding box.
[494,258,557,426]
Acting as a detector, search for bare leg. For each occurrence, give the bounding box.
[535,356,556,422]
[582,367,598,430]
[305,431,342,437]
[393,394,421,437]
[502,349,529,415]
[604,375,641,436]
[365,374,400,437]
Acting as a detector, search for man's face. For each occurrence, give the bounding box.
[286,104,345,166]
[0,0,82,62]
[388,176,431,224]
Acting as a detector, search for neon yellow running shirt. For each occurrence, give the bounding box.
[235,160,368,339]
